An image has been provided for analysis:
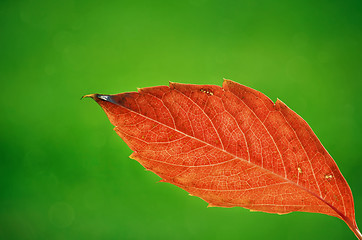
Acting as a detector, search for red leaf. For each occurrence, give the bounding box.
[84,80,361,239]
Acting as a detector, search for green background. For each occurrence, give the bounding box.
[1,0,361,239]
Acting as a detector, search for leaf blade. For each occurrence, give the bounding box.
[85,80,360,238]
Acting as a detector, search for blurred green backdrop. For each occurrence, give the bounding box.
[1,0,361,239]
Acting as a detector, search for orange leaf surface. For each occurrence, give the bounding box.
[84,80,360,239]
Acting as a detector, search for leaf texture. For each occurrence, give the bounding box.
[85,80,360,239]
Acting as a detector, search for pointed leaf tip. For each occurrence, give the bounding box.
[82,93,122,105]
[81,94,97,100]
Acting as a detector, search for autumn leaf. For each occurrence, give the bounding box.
[84,79,361,239]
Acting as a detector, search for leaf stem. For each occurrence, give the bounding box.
[352,226,362,240]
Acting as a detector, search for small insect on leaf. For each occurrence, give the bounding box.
[84,79,361,239]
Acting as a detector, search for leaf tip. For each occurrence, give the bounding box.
[81,94,97,100]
